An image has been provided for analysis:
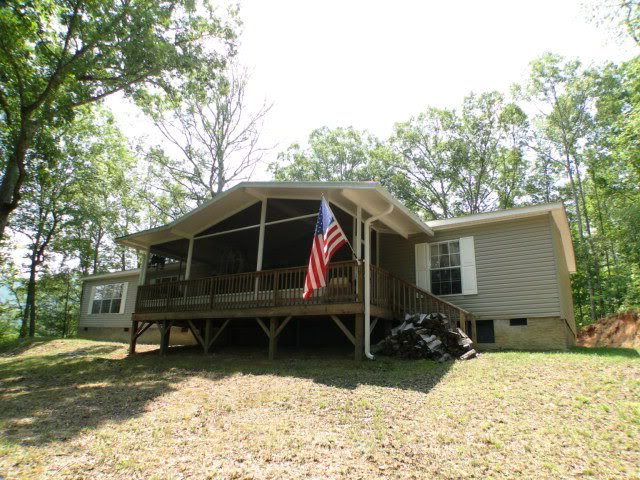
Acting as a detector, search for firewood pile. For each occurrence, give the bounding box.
[371,312,477,362]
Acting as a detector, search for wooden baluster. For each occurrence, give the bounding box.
[272,271,278,307]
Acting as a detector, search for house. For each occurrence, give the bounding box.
[79,181,577,358]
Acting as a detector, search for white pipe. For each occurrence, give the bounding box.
[364,205,394,360]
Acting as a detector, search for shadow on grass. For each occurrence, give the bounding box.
[569,346,640,358]
[0,342,451,447]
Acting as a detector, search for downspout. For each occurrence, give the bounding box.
[364,205,394,360]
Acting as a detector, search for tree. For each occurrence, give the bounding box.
[391,108,462,219]
[454,92,506,215]
[590,0,640,44]
[272,127,379,182]
[63,108,140,274]
[0,0,237,238]
[525,53,604,322]
[496,103,529,209]
[143,65,270,211]
[8,106,136,337]
[11,130,71,337]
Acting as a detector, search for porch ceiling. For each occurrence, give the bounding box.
[116,182,434,250]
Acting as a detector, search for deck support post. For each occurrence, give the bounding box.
[354,313,364,361]
[204,319,213,354]
[129,320,138,355]
[471,316,478,344]
[269,317,279,360]
[159,320,172,355]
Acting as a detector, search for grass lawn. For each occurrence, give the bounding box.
[0,339,639,479]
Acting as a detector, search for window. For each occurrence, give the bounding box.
[91,283,124,314]
[150,276,179,285]
[509,318,528,326]
[430,240,462,295]
[476,320,495,343]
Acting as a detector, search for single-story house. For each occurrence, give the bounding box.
[79,181,577,358]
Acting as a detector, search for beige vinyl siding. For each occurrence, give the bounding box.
[380,214,562,319]
[79,274,139,328]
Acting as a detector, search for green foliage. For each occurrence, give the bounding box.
[270,126,416,212]
[0,0,238,237]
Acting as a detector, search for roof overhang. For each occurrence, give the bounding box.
[81,269,141,281]
[116,182,434,250]
[426,202,577,273]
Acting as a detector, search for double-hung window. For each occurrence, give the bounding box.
[91,283,125,314]
[429,240,462,295]
[415,236,477,296]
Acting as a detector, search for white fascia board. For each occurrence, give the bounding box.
[426,203,565,230]
[81,269,141,281]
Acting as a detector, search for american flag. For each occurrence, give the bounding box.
[303,198,348,299]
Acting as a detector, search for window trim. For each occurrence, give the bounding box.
[428,239,462,297]
[87,282,128,315]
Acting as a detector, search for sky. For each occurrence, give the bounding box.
[107,0,636,178]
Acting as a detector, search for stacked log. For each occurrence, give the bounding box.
[371,312,477,362]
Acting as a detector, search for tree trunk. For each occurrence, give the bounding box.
[0,126,30,240]
[92,225,104,274]
[20,261,38,338]
[62,274,71,337]
[574,158,606,318]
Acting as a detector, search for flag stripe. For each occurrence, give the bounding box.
[303,199,349,300]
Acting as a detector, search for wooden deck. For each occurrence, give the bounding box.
[129,261,473,360]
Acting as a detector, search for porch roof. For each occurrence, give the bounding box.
[116,181,434,249]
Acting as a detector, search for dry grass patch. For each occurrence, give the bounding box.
[0,339,639,479]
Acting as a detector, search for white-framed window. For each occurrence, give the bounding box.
[90,283,127,314]
[415,236,477,296]
[429,240,462,295]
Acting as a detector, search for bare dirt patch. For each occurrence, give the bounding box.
[578,312,640,349]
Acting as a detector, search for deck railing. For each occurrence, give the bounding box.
[135,261,360,314]
[135,261,471,330]
[369,264,471,330]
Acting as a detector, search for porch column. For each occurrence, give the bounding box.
[184,237,195,280]
[256,199,267,271]
[356,206,362,259]
[255,199,267,298]
[139,247,150,286]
